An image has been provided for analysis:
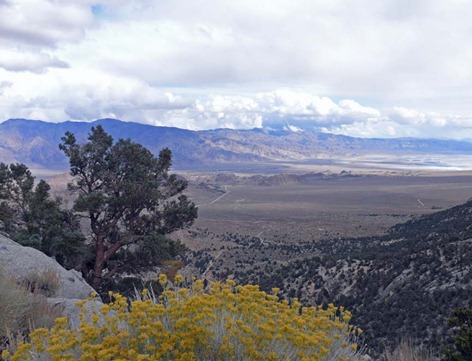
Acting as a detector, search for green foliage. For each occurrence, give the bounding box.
[0,163,34,215]
[443,306,472,361]
[0,200,15,233]
[59,125,197,291]
[109,234,188,274]
[0,163,34,232]
[0,163,85,269]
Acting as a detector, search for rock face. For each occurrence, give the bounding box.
[0,234,95,299]
[0,234,103,329]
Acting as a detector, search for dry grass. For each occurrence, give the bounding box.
[0,273,33,339]
[22,268,61,298]
[379,340,437,361]
[0,268,63,356]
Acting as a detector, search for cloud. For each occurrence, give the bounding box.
[1,75,472,139]
[0,0,94,48]
[0,67,195,123]
[390,107,450,129]
[0,49,69,73]
[0,81,12,94]
[0,0,91,75]
[51,0,472,104]
[326,106,472,139]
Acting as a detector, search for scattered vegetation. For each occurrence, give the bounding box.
[184,202,472,356]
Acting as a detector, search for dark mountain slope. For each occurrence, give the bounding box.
[204,201,472,355]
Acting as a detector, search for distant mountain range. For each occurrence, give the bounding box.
[1,118,472,171]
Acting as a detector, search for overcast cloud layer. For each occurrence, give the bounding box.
[1,0,472,139]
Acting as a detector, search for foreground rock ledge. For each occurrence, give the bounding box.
[0,234,100,327]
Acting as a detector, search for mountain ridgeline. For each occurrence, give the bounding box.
[2,118,472,170]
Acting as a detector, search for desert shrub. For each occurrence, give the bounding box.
[3,276,364,361]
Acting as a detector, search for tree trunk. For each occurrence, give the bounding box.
[91,240,105,291]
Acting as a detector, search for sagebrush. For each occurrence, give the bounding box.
[3,276,365,361]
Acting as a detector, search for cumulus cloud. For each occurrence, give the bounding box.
[142,93,472,139]
[0,67,195,123]
[387,107,468,129]
[1,75,472,139]
[157,90,367,130]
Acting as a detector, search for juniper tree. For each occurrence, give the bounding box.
[0,163,85,269]
[0,163,34,219]
[444,306,472,361]
[59,126,197,290]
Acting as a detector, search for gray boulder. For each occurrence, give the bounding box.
[47,298,104,329]
[0,234,95,299]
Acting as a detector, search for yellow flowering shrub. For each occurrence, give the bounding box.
[3,276,363,361]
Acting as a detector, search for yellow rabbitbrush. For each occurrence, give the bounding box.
[3,276,363,361]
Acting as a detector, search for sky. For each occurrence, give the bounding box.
[1,0,472,139]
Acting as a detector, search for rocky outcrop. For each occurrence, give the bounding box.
[0,234,95,299]
[0,234,101,328]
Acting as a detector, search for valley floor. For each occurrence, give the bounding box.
[182,170,472,242]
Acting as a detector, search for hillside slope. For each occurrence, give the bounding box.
[186,200,472,354]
